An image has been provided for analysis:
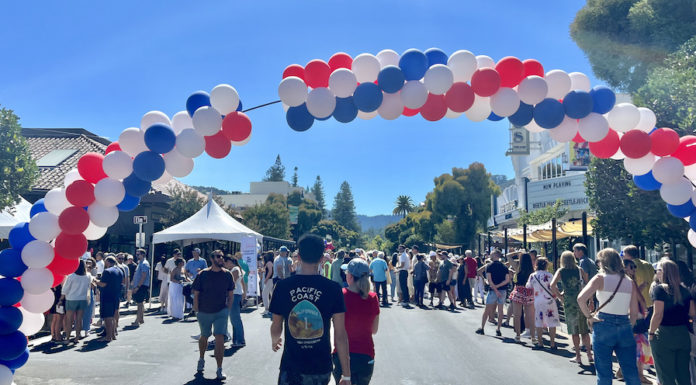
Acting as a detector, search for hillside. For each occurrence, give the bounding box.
[357,214,401,232]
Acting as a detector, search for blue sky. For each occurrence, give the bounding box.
[0,0,600,215]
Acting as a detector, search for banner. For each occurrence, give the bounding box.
[242,236,258,297]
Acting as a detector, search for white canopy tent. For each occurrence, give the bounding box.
[0,197,32,239]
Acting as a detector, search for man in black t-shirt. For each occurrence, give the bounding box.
[269,234,351,385]
[475,250,510,336]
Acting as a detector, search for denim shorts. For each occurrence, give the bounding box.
[485,290,507,305]
[197,308,229,338]
[66,300,88,312]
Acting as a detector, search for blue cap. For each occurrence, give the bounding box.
[341,258,369,279]
[279,246,289,252]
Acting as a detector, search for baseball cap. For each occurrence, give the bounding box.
[194,247,201,254]
[429,251,437,257]
[279,246,289,252]
[341,258,369,279]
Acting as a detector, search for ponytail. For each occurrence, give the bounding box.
[356,275,371,299]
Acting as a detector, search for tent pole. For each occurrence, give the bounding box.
[148,242,154,311]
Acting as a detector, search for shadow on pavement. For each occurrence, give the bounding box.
[31,341,75,354]
[76,339,109,353]
[163,318,181,324]
[577,363,596,376]
[223,346,243,357]
[183,372,224,385]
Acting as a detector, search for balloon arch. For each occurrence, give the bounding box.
[1,47,695,381]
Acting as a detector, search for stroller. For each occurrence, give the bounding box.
[182,282,195,320]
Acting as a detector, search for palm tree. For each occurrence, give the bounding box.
[393,195,414,218]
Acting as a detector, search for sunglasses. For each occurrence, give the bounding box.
[214,255,224,259]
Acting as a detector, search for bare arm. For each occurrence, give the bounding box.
[372,314,380,335]
[332,312,351,381]
[550,270,562,297]
[192,290,199,312]
[577,275,602,319]
[270,314,283,351]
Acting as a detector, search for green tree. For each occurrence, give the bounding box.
[291,166,298,187]
[266,193,287,206]
[518,200,568,226]
[287,191,303,207]
[162,185,206,226]
[263,154,285,182]
[434,220,457,244]
[244,198,290,239]
[311,175,326,216]
[0,107,38,211]
[310,219,361,248]
[392,195,414,218]
[332,181,360,232]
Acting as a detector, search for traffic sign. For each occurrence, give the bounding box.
[133,216,148,224]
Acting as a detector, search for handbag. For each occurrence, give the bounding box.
[588,274,625,330]
[633,306,653,334]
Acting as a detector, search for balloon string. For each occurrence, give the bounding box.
[242,100,282,113]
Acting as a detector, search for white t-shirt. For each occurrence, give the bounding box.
[399,252,411,271]
[232,266,244,295]
[96,260,105,275]
[155,262,168,281]
[62,274,92,302]
[164,257,177,283]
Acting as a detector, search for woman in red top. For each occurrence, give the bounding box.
[333,258,380,385]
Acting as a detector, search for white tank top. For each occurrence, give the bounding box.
[596,273,632,315]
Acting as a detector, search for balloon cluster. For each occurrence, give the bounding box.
[0,84,251,382]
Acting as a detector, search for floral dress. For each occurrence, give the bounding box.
[526,270,560,328]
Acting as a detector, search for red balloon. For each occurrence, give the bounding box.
[77,152,107,184]
[58,206,90,235]
[66,180,95,207]
[105,142,121,154]
[620,130,652,159]
[470,68,501,97]
[572,132,585,143]
[328,52,353,71]
[204,131,232,159]
[47,252,79,275]
[222,112,252,142]
[651,127,680,157]
[304,59,331,89]
[672,135,696,166]
[420,94,447,122]
[55,232,87,259]
[51,271,65,288]
[402,107,420,117]
[522,59,545,77]
[445,82,475,112]
[589,129,620,159]
[282,64,305,81]
[495,57,525,88]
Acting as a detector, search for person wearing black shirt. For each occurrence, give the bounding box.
[476,250,510,336]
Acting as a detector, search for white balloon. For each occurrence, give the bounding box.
[163,150,194,178]
[490,88,520,117]
[306,88,336,119]
[175,128,206,158]
[152,170,173,186]
[352,53,380,83]
[545,70,571,99]
[549,117,579,143]
[623,153,656,175]
[357,110,378,120]
[448,50,478,82]
[634,107,657,133]
[578,113,610,142]
[445,109,463,119]
[20,290,54,314]
[611,138,626,160]
[518,76,548,105]
[278,77,308,107]
[652,157,685,184]
[210,84,240,115]
[377,49,400,68]
[400,81,428,109]
[660,178,693,205]
[0,364,12,385]
[525,120,546,133]
[689,229,696,248]
[63,169,82,187]
[171,111,193,135]
[102,151,133,180]
[685,164,696,182]
[44,188,70,215]
[476,55,495,69]
[569,72,591,92]
[140,111,171,131]
[192,106,222,136]
[423,65,454,95]
[231,136,251,146]
[378,92,403,121]
[83,220,107,241]
[465,96,491,122]
[328,69,358,98]
[94,178,125,206]
[28,212,60,242]
[18,306,45,335]
[119,127,148,157]
[607,103,640,133]
[88,203,119,228]
[21,268,54,295]
[21,240,54,268]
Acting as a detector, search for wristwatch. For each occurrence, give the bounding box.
[341,375,351,382]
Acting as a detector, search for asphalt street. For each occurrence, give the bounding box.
[15,300,600,385]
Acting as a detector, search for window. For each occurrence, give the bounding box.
[36,149,77,167]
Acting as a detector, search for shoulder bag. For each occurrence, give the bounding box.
[588,274,624,330]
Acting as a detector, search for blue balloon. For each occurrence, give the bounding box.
[633,171,661,191]
[533,98,565,129]
[132,151,165,182]
[563,90,594,119]
[333,97,358,123]
[8,223,34,250]
[590,86,615,114]
[316,115,331,121]
[0,279,23,307]
[186,91,211,117]
[689,215,696,232]
[508,102,534,126]
[286,104,314,132]
[667,200,696,218]
[236,99,243,112]
[144,123,176,154]
[117,193,141,212]
[0,249,27,278]
[0,331,27,361]
[122,173,151,197]
[377,66,405,94]
[399,49,428,81]
[0,347,28,370]
[488,112,504,121]
[0,307,22,335]
[29,199,46,218]
[424,48,448,67]
[353,83,383,112]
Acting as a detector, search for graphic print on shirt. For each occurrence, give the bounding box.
[288,300,323,340]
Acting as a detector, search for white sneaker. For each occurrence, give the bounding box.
[216,367,227,380]
[197,358,204,372]
[521,330,531,338]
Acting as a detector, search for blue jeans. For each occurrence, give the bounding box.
[229,294,245,344]
[389,271,396,298]
[82,289,94,332]
[592,313,640,385]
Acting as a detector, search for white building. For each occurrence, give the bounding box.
[219,181,314,210]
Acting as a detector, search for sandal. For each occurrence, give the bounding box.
[515,335,521,342]
[569,356,581,364]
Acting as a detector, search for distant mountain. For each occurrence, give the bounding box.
[357,214,401,232]
[190,185,237,196]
